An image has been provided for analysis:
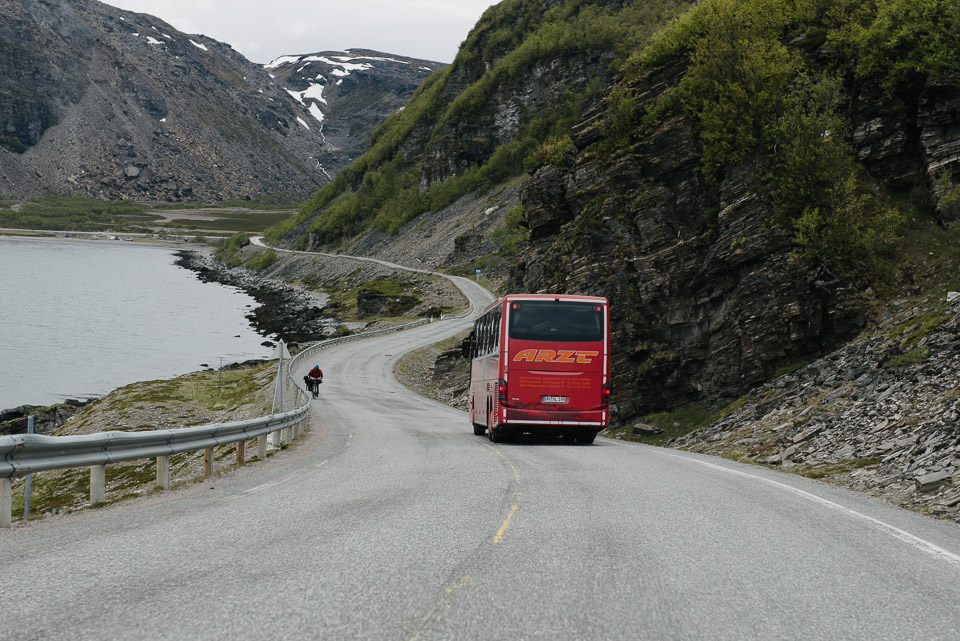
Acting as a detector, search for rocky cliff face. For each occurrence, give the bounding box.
[0,1,435,202]
[512,60,960,420]
[265,49,445,181]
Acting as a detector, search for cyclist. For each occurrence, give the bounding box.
[306,364,323,397]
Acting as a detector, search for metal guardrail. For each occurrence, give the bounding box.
[0,407,306,479]
[0,317,432,527]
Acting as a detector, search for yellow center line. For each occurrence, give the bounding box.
[480,442,522,545]
[481,442,505,458]
[494,504,519,544]
[410,575,473,641]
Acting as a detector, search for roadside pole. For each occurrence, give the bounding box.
[24,415,33,521]
[270,340,292,414]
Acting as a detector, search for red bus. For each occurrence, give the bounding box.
[461,294,610,444]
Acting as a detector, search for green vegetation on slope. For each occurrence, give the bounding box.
[265,0,959,280]
[266,0,695,247]
[615,0,960,276]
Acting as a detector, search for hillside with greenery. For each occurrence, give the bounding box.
[604,0,960,277]
[502,0,960,416]
[265,0,696,248]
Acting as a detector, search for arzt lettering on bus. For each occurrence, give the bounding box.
[513,349,599,364]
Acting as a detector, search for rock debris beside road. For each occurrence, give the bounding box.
[671,296,960,524]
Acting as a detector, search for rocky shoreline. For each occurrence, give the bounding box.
[0,401,90,438]
[174,249,340,346]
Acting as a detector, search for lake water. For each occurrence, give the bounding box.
[0,236,273,410]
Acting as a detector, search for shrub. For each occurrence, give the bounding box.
[246,249,278,271]
[215,232,250,267]
[826,0,960,93]
[622,0,925,277]
[794,174,904,275]
[933,171,960,220]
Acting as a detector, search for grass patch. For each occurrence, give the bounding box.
[0,195,297,236]
[10,360,281,521]
[882,346,930,369]
[73,362,275,431]
[0,194,147,231]
[773,361,808,379]
[889,306,950,349]
[794,457,884,480]
[607,396,752,446]
[323,274,435,321]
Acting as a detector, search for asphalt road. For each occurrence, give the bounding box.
[3,267,960,640]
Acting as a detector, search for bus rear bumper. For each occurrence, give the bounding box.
[503,408,606,428]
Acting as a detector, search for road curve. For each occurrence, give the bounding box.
[2,249,960,640]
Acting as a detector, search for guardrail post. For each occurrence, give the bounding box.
[90,465,106,504]
[156,456,170,490]
[236,440,245,466]
[203,447,213,477]
[257,434,267,459]
[24,415,33,519]
[1,478,12,528]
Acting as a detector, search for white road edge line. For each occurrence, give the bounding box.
[657,449,960,568]
[610,439,960,567]
[231,470,307,500]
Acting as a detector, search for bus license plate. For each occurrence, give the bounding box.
[542,395,567,404]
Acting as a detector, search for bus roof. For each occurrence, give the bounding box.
[480,294,608,315]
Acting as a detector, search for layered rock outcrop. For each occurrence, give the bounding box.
[512,60,960,421]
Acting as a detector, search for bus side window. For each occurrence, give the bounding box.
[476,319,483,357]
[476,319,484,357]
[479,315,488,357]
[483,313,492,355]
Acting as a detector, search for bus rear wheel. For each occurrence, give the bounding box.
[574,431,597,445]
[487,415,502,443]
[473,422,486,436]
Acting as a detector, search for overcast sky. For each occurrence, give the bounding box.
[100,0,500,64]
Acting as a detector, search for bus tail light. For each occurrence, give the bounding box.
[601,382,611,410]
[498,379,508,406]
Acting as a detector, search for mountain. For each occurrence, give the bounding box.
[273,0,960,423]
[264,49,445,181]
[0,0,439,202]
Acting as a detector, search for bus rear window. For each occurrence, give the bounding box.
[508,301,604,342]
